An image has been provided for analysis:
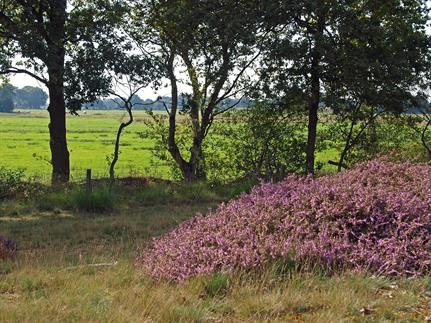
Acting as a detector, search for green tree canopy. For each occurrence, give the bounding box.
[129,0,266,180]
[259,0,430,174]
[0,0,130,183]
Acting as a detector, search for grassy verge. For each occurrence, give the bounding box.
[0,181,430,322]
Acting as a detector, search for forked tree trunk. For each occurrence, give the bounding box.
[172,140,206,182]
[169,127,207,181]
[109,105,133,189]
[166,53,208,182]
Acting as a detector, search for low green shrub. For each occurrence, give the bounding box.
[142,103,308,182]
[31,177,256,212]
[174,182,219,203]
[36,191,70,211]
[212,178,257,200]
[70,188,114,213]
[133,179,257,206]
[0,167,25,199]
[135,183,172,205]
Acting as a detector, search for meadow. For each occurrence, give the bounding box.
[0,110,169,181]
[0,110,339,182]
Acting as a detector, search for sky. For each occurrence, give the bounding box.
[10,73,166,100]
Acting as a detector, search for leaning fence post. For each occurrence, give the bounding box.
[86,169,92,193]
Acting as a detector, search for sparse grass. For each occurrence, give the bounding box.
[0,181,430,322]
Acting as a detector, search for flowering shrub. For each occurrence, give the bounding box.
[137,159,431,281]
[0,236,17,260]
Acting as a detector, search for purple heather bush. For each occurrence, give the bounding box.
[0,236,17,261]
[137,159,431,281]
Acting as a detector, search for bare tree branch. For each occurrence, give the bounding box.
[0,67,48,84]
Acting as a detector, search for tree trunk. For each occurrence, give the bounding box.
[368,111,378,155]
[188,137,206,181]
[166,52,208,182]
[337,104,361,172]
[109,105,133,189]
[47,80,70,184]
[421,119,431,159]
[305,58,320,175]
[166,53,193,181]
[305,6,325,175]
[46,0,68,184]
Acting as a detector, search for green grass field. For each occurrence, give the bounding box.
[0,110,339,182]
[0,110,169,181]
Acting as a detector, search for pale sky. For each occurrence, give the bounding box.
[10,73,167,99]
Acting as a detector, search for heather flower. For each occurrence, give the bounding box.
[137,159,431,281]
[0,236,17,260]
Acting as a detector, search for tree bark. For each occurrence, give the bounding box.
[188,136,206,181]
[47,0,69,184]
[166,52,209,182]
[305,51,321,175]
[421,119,431,159]
[166,53,193,180]
[305,10,325,175]
[47,80,70,184]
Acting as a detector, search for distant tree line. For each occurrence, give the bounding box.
[0,84,48,112]
[1,82,252,112]
[84,96,252,111]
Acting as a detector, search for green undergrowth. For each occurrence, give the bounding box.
[0,176,257,216]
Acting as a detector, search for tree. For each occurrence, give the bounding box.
[131,0,266,181]
[62,2,156,185]
[326,105,385,171]
[260,0,430,174]
[107,79,154,189]
[0,0,71,183]
[0,82,15,112]
[15,86,48,109]
[0,0,125,183]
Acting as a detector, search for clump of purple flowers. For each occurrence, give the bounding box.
[0,236,17,261]
[137,159,431,281]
